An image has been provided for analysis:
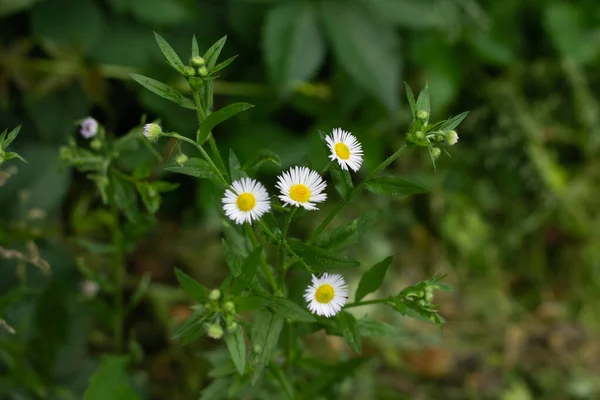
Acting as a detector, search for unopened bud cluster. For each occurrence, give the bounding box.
[185,56,208,78]
[201,289,239,340]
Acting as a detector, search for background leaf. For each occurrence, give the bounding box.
[365,176,429,196]
[355,256,392,301]
[84,355,139,400]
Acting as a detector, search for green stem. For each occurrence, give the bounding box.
[279,208,298,290]
[307,145,410,244]
[244,223,278,293]
[110,201,125,353]
[192,88,228,179]
[257,219,279,243]
[207,133,228,181]
[344,297,391,309]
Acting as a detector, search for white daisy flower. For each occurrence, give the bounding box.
[325,128,363,172]
[276,166,327,210]
[80,117,98,139]
[304,273,348,317]
[143,123,162,142]
[222,178,271,224]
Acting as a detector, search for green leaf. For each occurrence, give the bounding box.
[232,247,263,294]
[258,294,315,322]
[223,239,243,277]
[129,73,195,109]
[270,363,295,400]
[111,174,140,223]
[357,318,397,338]
[210,55,238,75]
[174,268,209,303]
[250,309,284,383]
[365,176,429,196]
[153,31,185,72]
[2,125,21,149]
[243,149,282,176]
[439,111,469,131]
[128,272,152,310]
[163,158,225,187]
[171,309,207,342]
[328,161,353,199]
[84,356,139,400]
[315,210,381,250]
[191,34,199,58]
[3,152,27,163]
[288,239,360,271]
[404,82,417,117]
[337,311,362,353]
[303,358,367,397]
[198,102,254,143]
[415,82,430,114]
[263,1,324,89]
[229,149,248,181]
[135,182,160,214]
[225,327,247,376]
[203,36,227,68]
[320,0,400,111]
[355,256,392,301]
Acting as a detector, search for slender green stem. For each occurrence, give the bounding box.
[257,219,279,243]
[307,145,410,244]
[110,201,125,353]
[192,91,207,126]
[245,223,278,292]
[192,88,228,178]
[278,208,298,290]
[344,297,391,309]
[207,133,228,181]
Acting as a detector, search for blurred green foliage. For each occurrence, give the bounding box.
[2,0,600,399]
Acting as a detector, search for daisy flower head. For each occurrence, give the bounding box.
[143,123,162,142]
[222,178,271,224]
[80,117,98,139]
[325,128,363,172]
[304,273,348,317]
[276,166,327,210]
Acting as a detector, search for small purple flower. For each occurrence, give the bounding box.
[80,117,98,139]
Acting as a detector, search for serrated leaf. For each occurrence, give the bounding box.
[174,268,209,303]
[365,176,429,196]
[337,311,361,353]
[203,36,227,68]
[198,102,254,143]
[154,31,185,72]
[191,34,199,58]
[288,239,360,271]
[263,1,324,89]
[130,73,194,109]
[415,82,430,114]
[84,356,139,400]
[163,158,225,187]
[439,111,469,131]
[225,327,246,376]
[251,309,284,383]
[320,1,400,111]
[257,294,315,322]
[229,149,248,181]
[404,82,416,117]
[355,256,392,301]
[210,55,238,74]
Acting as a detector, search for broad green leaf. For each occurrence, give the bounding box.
[153,31,185,72]
[365,176,429,196]
[223,239,243,277]
[84,356,139,400]
[415,82,430,115]
[163,158,225,187]
[337,311,362,353]
[315,210,381,250]
[129,73,195,109]
[355,256,392,301]
[263,1,324,89]
[357,318,397,337]
[198,102,254,143]
[439,111,469,131]
[320,1,400,111]
[288,239,360,271]
[2,125,21,149]
[250,309,284,383]
[210,55,238,74]
[232,247,263,294]
[225,327,246,376]
[243,149,281,176]
[203,36,227,68]
[404,82,417,117]
[258,294,315,322]
[174,268,209,303]
[229,149,248,181]
[191,34,199,58]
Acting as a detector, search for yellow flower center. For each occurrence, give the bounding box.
[315,284,335,304]
[289,184,311,203]
[236,193,256,211]
[334,142,351,160]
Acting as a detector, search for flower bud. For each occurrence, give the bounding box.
[190,56,205,68]
[253,344,262,353]
[445,130,459,146]
[223,301,235,313]
[143,123,162,142]
[208,289,221,301]
[205,323,224,339]
[425,291,434,303]
[80,279,100,298]
[227,321,238,332]
[80,117,98,139]
[431,147,441,159]
[415,131,424,139]
[416,110,429,120]
[175,153,188,166]
[90,139,102,151]
[197,66,208,77]
[184,66,196,77]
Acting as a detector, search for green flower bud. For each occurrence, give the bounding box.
[416,110,429,120]
[205,323,224,339]
[418,299,427,307]
[436,134,444,142]
[253,344,262,353]
[415,131,424,139]
[209,289,221,301]
[227,321,238,332]
[431,147,441,159]
[425,291,434,303]
[445,130,459,146]
[184,66,196,77]
[197,66,208,77]
[175,153,188,166]
[90,139,102,151]
[223,301,235,314]
[143,123,162,142]
[190,56,205,68]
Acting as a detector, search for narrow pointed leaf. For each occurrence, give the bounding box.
[229,149,248,181]
[210,55,238,74]
[288,239,360,271]
[404,82,416,117]
[3,125,21,149]
[365,176,429,196]
[3,152,27,163]
[198,102,254,143]
[337,311,362,353]
[163,158,225,187]
[225,327,246,376]
[415,82,430,114]
[203,36,227,68]
[256,293,315,322]
[154,32,185,72]
[174,268,209,303]
[192,34,199,58]
[130,73,195,109]
[223,239,243,277]
[439,111,469,131]
[355,256,392,301]
[250,309,284,383]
